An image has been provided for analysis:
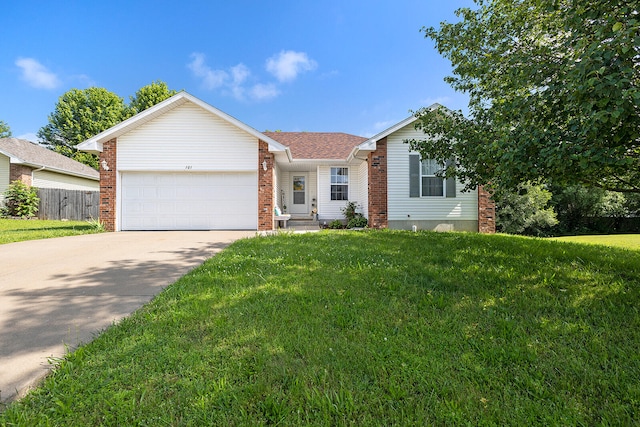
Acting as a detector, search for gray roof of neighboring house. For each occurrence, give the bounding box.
[0,138,99,180]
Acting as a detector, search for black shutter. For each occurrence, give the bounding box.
[409,154,420,197]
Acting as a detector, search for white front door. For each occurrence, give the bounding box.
[290,174,308,214]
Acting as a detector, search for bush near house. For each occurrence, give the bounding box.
[0,180,39,218]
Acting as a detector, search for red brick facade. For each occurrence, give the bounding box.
[368,137,388,228]
[478,185,496,233]
[258,140,274,231]
[99,138,117,232]
[9,164,33,186]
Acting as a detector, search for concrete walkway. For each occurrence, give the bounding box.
[0,230,254,404]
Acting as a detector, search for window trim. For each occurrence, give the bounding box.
[420,159,445,198]
[409,154,456,198]
[330,166,349,201]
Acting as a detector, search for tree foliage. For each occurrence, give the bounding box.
[0,120,11,138]
[127,80,178,116]
[38,81,178,169]
[495,182,558,236]
[408,0,639,193]
[38,88,127,169]
[1,180,39,218]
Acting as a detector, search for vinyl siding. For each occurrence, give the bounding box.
[357,160,368,218]
[117,102,258,171]
[278,171,290,211]
[387,123,477,221]
[32,170,99,191]
[317,163,367,220]
[0,154,9,202]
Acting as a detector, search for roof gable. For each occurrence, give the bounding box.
[357,103,444,151]
[264,132,366,160]
[0,138,99,180]
[77,91,288,154]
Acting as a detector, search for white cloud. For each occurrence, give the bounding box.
[188,53,228,90]
[15,57,61,89]
[266,50,317,82]
[188,51,315,101]
[250,83,280,101]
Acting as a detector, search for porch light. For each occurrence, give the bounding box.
[262,160,268,171]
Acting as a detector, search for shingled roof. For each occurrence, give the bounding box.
[0,138,99,180]
[263,132,367,160]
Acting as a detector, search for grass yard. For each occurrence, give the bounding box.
[1,230,638,425]
[550,233,640,251]
[0,218,102,245]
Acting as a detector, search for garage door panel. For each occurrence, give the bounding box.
[121,172,257,230]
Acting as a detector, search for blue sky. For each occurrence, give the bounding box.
[1,0,474,141]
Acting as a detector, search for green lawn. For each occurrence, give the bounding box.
[1,230,639,425]
[550,233,640,251]
[0,218,103,245]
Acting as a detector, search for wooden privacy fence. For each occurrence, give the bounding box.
[37,188,99,221]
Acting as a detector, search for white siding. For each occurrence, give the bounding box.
[387,123,477,221]
[278,171,290,211]
[274,164,281,212]
[118,102,258,171]
[317,164,367,220]
[0,154,9,203]
[32,170,99,191]
[357,160,368,218]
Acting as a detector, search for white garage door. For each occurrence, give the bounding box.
[121,172,257,230]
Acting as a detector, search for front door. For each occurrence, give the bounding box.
[290,174,308,214]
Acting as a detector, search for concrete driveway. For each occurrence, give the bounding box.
[0,230,254,404]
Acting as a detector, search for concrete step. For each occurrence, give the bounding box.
[288,219,320,227]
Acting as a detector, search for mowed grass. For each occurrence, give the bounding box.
[550,234,640,251]
[1,230,639,425]
[0,218,102,244]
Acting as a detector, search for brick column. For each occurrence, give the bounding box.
[9,164,33,186]
[478,185,496,233]
[100,138,117,232]
[258,140,274,231]
[368,137,388,228]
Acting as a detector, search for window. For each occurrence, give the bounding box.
[421,159,444,197]
[409,154,455,198]
[330,167,348,200]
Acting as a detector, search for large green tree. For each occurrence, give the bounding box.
[38,81,178,169]
[38,87,127,169]
[408,0,639,193]
[0,120,11,138]
[127,80,178,116]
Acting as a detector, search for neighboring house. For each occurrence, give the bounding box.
[0,138,99,203]
[77,91,494,232]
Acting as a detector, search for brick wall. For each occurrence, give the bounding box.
[258,140,274,231]
[9,164,33,186]
[478,185,496,233]
[368,137,388,228]
[99,138,117,232]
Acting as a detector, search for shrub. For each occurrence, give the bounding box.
[347,215,368,228]
[495,182,557,236]
[1,180,39,218]
[341,201,361,222]
[328,219,344,229]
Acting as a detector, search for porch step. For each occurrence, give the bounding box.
[287,219,320,227]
